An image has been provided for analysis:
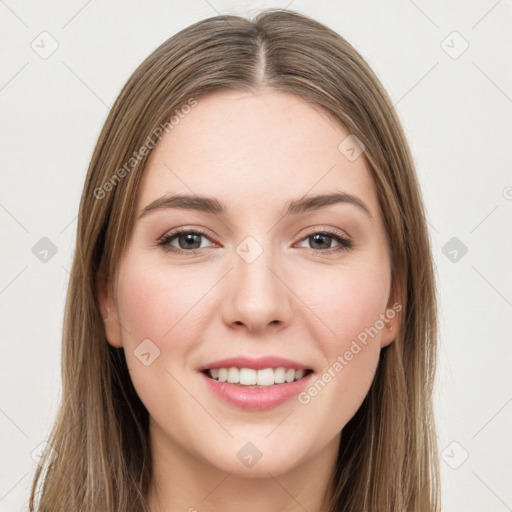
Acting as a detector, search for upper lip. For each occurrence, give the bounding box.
[198,356,313,372]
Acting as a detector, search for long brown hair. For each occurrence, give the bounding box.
[29,9,440,511]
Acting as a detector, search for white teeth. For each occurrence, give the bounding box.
[240,368,257,385]
[274,367,286,384]
[206,366,310,386]
[256,368,274,386]
[227,367,239,383]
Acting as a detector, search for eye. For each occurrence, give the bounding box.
[157,228,216,255]
[296,230,353,253]
[157,227,353,256]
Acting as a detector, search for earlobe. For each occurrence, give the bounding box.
[96,263,123,348]
[380,318,397,348]
[380,275,403,349]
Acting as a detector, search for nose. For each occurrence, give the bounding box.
[221,241,294,334]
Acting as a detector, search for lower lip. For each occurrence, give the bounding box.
[199,371,314,411]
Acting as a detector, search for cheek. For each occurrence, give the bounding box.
[116,259,203,344]
[295,265,389,420]
[114,260,205,404]
[113,259,229,452]
[303,263,390,346]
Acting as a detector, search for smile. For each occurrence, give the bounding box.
[203,367,313,386]
[199,369,315,411]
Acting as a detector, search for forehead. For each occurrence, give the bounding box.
[136,90,379,218]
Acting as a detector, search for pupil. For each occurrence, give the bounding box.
[311,234,330,250]
[181,233,200,249]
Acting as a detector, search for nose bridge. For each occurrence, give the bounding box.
[224,233,292,330]
[234,233,280,299]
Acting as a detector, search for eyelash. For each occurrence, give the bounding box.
[156,227,354,256]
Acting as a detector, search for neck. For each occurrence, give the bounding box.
[147,418,339,512]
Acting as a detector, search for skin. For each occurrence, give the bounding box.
[98,89,401,512]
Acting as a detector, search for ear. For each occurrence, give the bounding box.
[380,273,403,349]
[96,260,123,348]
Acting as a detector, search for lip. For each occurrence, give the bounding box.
[199,370,314,411]
[197,355,312,372]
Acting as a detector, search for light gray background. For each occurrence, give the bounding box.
[1,1,511,510]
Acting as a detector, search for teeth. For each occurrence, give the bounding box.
[206,367,309,386]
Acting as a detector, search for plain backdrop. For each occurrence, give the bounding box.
[1,1,511,510]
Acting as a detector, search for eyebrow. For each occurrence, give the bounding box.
[138,191,371,220]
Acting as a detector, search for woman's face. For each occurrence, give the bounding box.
[99,90,400,477]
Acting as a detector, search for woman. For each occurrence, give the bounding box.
[29,8,440,512]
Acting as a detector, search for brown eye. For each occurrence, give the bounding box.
[158,229,215,255]
[297,231,353,252]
